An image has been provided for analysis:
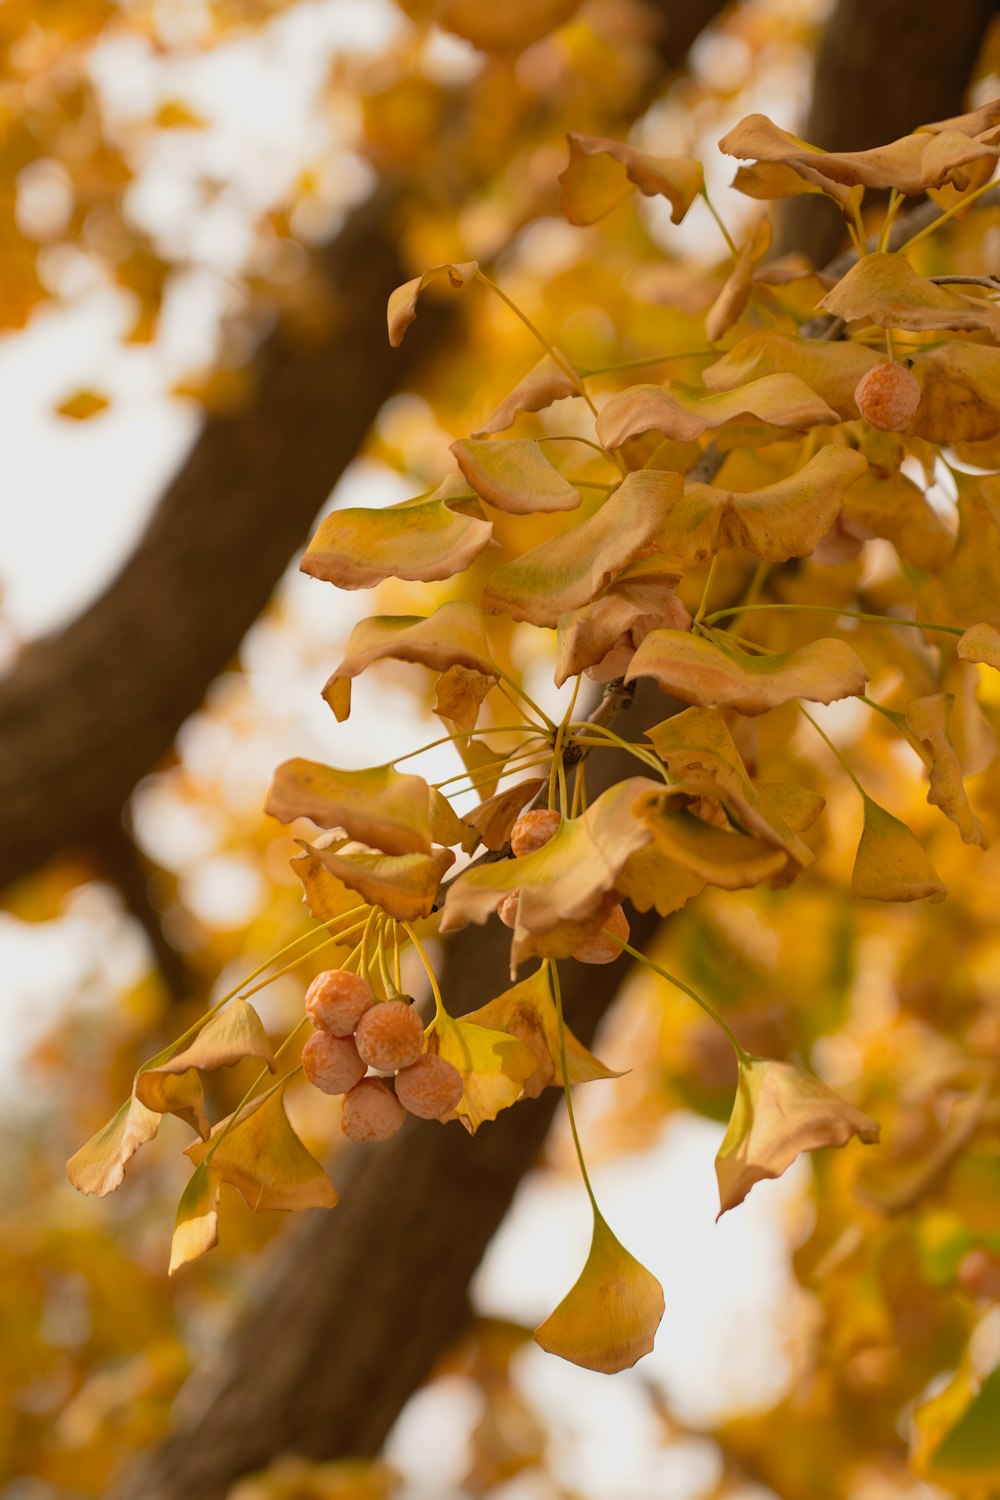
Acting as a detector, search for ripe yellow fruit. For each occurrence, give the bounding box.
[510,808,562,857]
[572,901,630,964]
[341,1077,406,1143]
[394,1054,465,1120]
[302,1030,367,1095]
[354,1000,425,1072]
[854,362,921,432]
[497,890,520,929]
[304,969,374,1036]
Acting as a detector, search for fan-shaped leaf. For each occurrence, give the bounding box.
[452,439,581,514]
[840,469,952,573]
[463,779,547,852]
[627,630,867,715]
[851,796,947,902]
[704,333,881,420]
[596,375,837,449]
[388,260,478,346]
[169,1164,220,1275]
[293,839,454,922]
[186,1080,338,1212]
[958,621,1000,667]
[427,1011,538,1132]
[432,664,495,731]
[560,132,703,226]
[705,213,772,343]
[472,353,581,435]
[821,252,1000,338]
[66,1095,162,1198]
[907,343,1000,443]
[266,759,435,855]
[904,695,986,847]
[555,556,687,686]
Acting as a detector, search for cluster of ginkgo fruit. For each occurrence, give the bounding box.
[496,809,631,962]
[301,973,464,1141]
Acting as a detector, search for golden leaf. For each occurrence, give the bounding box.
[415,0,581,52]
[904,695,986,847]
[703,332,881,420]
[560,132,703,227]
[481,472,682,627]
[840,469,952,573]
[387,260,478,346]
[463,779,547,852]
[534,1211,664,1373]
[555,556,687,686]
[626,630,867,715]
[472,353,581,436]
[168,1164,220,1276]
[293,839,455,921]
[427,1011,537,1132]
[715,1054,880,1215]
[821,252,1000,338]
[451,438,581,514]
[851,796,947,903]
[705,213,772,344]
[185,1080,338,1212]
[958,621,1000,667]
[66,1094,162,1198]
[907,343,1000,444]
[432,664,495,731]
[595,374,838,449]
[912,1357,1000,1490]
[134,999,276,1124]
[266,758,436,855]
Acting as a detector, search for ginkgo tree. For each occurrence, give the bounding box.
[68,92,1000,1455]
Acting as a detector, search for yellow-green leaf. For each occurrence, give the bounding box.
[323,601,496,721]
[428,1010,537,1132]
[293,839,455,921]
[560,132,703,226]
[595,374,838,450]
[715,1054,880,1215]
[534,1210,664,1373]
[912,1358,1000,1490]
[300,475,492,590]
[186,1080,338,1212]
[387,260,478,346]
[851,796,947,903]
[452,438,581,514]
[635,791,790,890]
[266,758,435,855]
[168,1164,220,1275]
[481,472,682,627]
[626,629,867,715]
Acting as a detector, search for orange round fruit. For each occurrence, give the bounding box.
[497,890,520,929]
[302,1031,367,1095]
[354,1000,425,1072]
[340,1077,405,1143]
[572,901,630,964]
[394,1055,465,1120]
[510,808,562,857]
[304,969,374,1036]
[854,362,920,432]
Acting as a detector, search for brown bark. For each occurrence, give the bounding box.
[780,0,999,264]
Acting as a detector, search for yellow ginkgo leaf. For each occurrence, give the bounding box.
[472,353,580,436]
[427,1011,538,1132]
[905,695,986,847]
[705,212,772,344]
[907,344,1000,443]
[554,556,687,686]
[452,439,581,514]
[703,332,881,420]
[387,260,478,346]
[462,779,547,852]
[66,1094,162,1198]
[626,629,867,715]
[463,966,622,1098]
[595,374,838,450]
[559,132,703,226]
[636,793,791,890]
[481,473,682,627]
[912,1357,1000,1490]
[266,759,436,856]
[656,446,867,566]
[534,1210,664,1373]
[169,1164,220,1275]
[821,252,1000,339]
[186,1081,339,1213]
[851,796,947,903]
[323,601,496,721]
[55,388,111,421]
[958,621,1000,668]
[715,1055,880,1215]
[293,838,454,922]
[301,475,492,590]
[730,159,855,210]
[432,663,495,731]
[921,473,1000,627]
[134,998,276,1122]
[840,469,952,573]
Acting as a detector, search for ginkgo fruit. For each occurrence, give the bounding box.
[394,1054,464,1119]
[571,902,630,964]
[340,1077,406,1143]
[302,1030,367,1095]
[354,999,425,1071]
[497,890,520,929]
[304,969,374,1036]
[854,362,921,432]
[510,808,562,856]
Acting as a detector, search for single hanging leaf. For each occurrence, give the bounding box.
[66,1094,162,1198]
[427,1011,538,1132]
[851,796,946,902]
[820,252,1000,339]
[300,474,493,590]
[432,663,495,731]
[626,630,867,715]
[907,343,1000,443]
[481,472,682,627]
[292,839,455,922]
[559,132,703,226]
[451,438,581,514]
[705,213,772,344]
[595,375,838,450]
[323,600,497,721]
[715,1054,880,1215]
[534,1210,664,1373]
[169,1164,220,1275]
[388,261,478,346]
[959,621,1000,668]
[657,446,867,566]
[555,556,688,686]
[266,759,435,856]
[463,966,622,1098]
[703,333,881,420]
[186,1080,338,1212]
[904,695,986,848]
[462,778,547,852]
[472,352,581,436]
